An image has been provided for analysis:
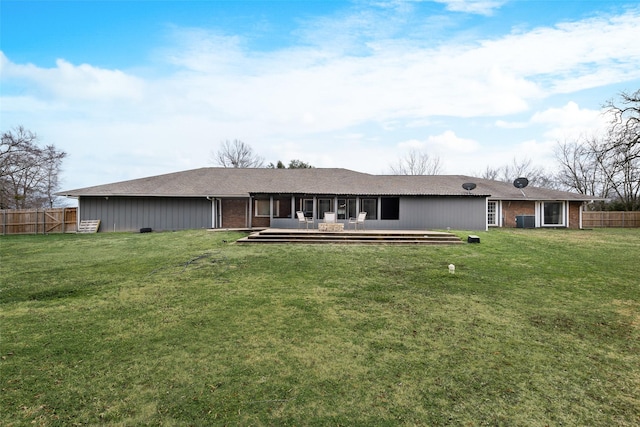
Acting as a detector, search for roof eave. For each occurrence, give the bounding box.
[60,193,249,198]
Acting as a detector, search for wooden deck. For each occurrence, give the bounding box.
[235,228,464,244]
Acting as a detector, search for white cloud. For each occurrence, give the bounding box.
[4,8,638,130]
[2,5,639,188]
[428,130,480,153]
[1,52,145,102]
[398,130,480,153]
[432,0,508,16]
[474,11,640,94]
[531,101,608,140]
[495,120,527,129]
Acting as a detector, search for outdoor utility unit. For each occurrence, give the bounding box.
[515,215,535,228]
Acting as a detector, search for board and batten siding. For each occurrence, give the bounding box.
[79,197,212,232]
[397,197,487,230]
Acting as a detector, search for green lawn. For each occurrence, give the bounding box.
[1,228,638,426]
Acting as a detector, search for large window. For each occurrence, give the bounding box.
[255,199,278,217]
[380,197,399,220]
[360,198,377,220]
[543,202,564,226]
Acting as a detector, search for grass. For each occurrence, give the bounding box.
[1,228,638,426]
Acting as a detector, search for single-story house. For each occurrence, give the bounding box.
[57,167,598,232]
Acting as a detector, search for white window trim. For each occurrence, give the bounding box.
[487,200,501,227]
[537,201,566,227]
[255,199,278,217]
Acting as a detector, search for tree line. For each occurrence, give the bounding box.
[2,90,638,210]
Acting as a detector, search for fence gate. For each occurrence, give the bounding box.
[0,208,77,235]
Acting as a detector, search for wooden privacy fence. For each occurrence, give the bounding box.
[1,208,77,235]
[582,211,640,228]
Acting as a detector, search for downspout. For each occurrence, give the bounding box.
[580,201,588,229]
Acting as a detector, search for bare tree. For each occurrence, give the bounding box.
[0,126,67,209]
[555,90,640,210]
[212,139,265,168]
[555,137,608,196]
[477,157,554,188]
[599,90,640,210]
[390,149,442,175]
[606,89,640,156]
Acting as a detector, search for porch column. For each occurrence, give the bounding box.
[270,196,274,223]
[291,196,295,218]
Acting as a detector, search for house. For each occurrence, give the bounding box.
[57,167,597,232]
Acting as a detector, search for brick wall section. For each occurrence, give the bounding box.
[221,199,248,228]
[501,200,535,228]
[501,200,583,229]
[252,216,271,227]
[568,201,582,229]
[222,197,294,228]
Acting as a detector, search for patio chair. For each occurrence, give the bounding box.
[296,211,314,229]
[323,212,336,223]
[348,212,367,230]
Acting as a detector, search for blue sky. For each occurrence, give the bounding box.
[2,0,639,192]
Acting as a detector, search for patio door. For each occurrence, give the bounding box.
[338,198,356,220]
[302,199,314,218]
[317,198,333,220]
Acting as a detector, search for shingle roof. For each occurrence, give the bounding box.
[57,167,597,201]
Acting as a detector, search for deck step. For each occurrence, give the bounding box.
[236,229,463,244]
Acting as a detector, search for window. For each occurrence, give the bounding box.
[487,201,498,226]
[255,199,278,217]
[338,198,356,220]
[380,197,399,220]
[302,199,313,217]
[317,198,333,219]
[543,202,564,226]
[360,198,377,220]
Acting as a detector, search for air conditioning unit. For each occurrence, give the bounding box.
[515,215,535,228]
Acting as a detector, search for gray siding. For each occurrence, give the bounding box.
[79,197,212,232]
[393,197,486,230]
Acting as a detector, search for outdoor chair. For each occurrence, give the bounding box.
[296,211,314,229]
[323,212,336,223]
[348,212,367,230]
